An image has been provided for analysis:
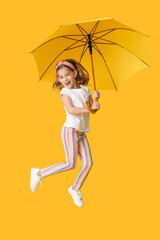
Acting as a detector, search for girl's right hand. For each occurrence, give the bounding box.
[91,102,100,110]
[93,91,100,100]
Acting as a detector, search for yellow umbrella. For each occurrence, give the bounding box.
[31,18,149,113]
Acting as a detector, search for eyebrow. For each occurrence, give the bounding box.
[58,71,70,77]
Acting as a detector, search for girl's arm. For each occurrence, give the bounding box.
[61,94,89,115]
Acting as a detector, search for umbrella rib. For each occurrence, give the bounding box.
[90,21,100,36]
[62,36,87,43]
[91,29,116,42]
[92,42,118,91]
[39,38,88,80]
[66,43,87,50]
[31,35,87,52]
[93,27,148,36]
[92,37,149,66]
[92,41,115,45]
[76,24,89,41]
[79,43,89,62]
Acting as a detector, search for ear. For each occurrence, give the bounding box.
[74,70,77,78]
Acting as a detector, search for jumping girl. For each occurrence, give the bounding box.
[30,59,100,207]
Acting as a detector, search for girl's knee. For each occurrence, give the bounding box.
[68,161,76,170]
[90,161,93,169]
[86,160,93,171]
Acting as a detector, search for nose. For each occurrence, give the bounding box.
[62,75,67,81]
[63,77,68,83]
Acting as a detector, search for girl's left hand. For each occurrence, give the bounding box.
[93,91,100,100]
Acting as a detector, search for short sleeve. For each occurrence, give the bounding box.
[87,87,91,96]
[83,85,91,97]
[60,87,70,99]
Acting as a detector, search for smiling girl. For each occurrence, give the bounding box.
[30,59,100,207]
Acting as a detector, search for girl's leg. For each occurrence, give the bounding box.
[39,126,78,178]
[72,133,93,191]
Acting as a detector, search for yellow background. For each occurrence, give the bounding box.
[1,0,159,239]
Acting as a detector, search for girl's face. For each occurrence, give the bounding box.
[57,67,78,89]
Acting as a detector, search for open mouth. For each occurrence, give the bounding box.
[65,81,71,86]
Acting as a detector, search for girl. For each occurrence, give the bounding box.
[30,59,100,207]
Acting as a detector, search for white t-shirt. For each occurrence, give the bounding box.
[60,85,91,132]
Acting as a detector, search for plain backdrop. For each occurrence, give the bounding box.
[0,1,159,240]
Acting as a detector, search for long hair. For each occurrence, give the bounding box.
[53,59,89,91]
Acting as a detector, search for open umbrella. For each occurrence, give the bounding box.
[31,18,149,113]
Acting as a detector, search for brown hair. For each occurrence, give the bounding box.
[53,59,89,91]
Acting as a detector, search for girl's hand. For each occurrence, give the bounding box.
[91,102,100,110]
[93,91,100,101]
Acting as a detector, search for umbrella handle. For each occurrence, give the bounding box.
[85,97,98,114]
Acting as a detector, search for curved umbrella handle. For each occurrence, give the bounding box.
[85,97,98,114]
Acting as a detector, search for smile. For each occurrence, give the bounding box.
[65,81,71,86]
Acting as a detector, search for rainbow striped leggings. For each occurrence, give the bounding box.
[39,126,93,190]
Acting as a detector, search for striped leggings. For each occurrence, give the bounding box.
[39,126,93,191]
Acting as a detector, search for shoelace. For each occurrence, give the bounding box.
[77,190,82,200]
[40,178,44,185]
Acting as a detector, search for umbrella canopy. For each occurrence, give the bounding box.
[31,18,149,91]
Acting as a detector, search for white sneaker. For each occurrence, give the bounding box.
[68,186,84,207]
[30,168,43,192]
